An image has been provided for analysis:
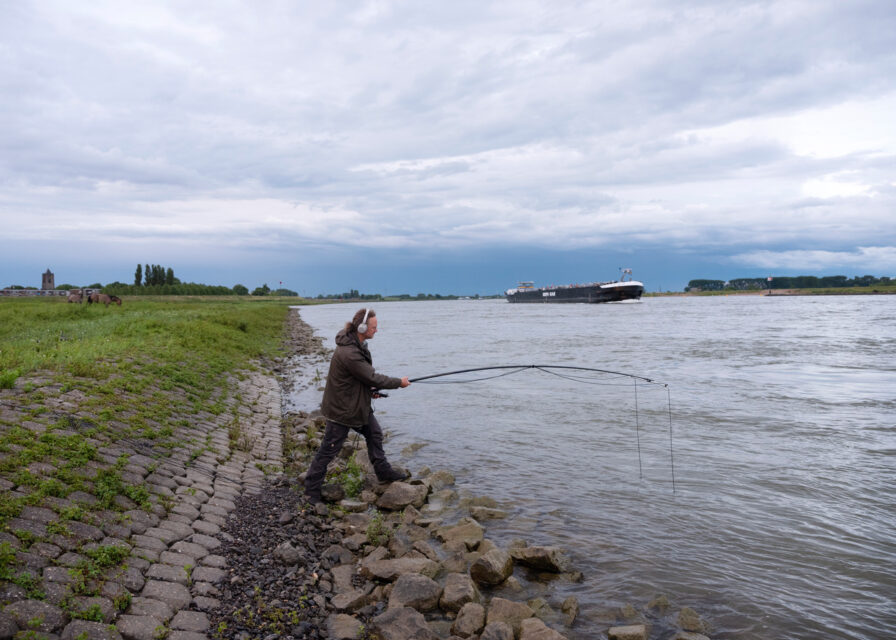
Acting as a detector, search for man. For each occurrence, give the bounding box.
[304,307,411,504]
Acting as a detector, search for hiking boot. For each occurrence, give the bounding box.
[304,492,322,505]
[378,468,411,483]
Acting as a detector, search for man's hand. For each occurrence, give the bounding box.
[400,377,410,388]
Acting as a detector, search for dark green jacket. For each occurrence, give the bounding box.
[319,328,402,427]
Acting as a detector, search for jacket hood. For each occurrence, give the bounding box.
[335,327,359,347]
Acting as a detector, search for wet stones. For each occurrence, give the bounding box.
[452,602,486,637]
[521,617,570,640]
[387,573,442,611]
[470,548,514,586]
[480,620,515,640]
[509,545,571,573]
[376,481,429,510]
[608,623,649,640]
[371,606,439,640]
[361,556,440,581]
[439,572,481,612]
[487,597,536,637]
[678,606,708,633]
[435,517,485,550]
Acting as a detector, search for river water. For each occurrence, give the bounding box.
[288,296,896,640]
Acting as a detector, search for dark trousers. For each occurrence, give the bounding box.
[304,413,394,499]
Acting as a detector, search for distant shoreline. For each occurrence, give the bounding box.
[647,288,896,298]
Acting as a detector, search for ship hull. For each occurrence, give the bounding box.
[505,282,644,303]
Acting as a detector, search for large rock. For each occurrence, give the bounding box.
[470,506,508,520]
[435,518,484,551]
[677,607,707,633]
[486,597,534,638]
[331,589,370,612]
[470,549,513,586]
[370,606,438,640]
[322,483,346,503]
[4,600,69,633]
[480,621,514,640]
[377,483,429,510]
[439,573,480,612]
[672,633,711,640]
[327,613,363,640]
[509,546,570,572]
[331,565,356,594]
[607,625,648,640]
[273,541,304,566]
[451,602,485,638]
[519,618,567,640]
[360,557,439,581]
[424,470,455,491]
[388,573,442,612]
[557,597,577,627]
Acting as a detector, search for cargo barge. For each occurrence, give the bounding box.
[505,269,644,303]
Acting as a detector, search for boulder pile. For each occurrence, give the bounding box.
[224,411,714,640]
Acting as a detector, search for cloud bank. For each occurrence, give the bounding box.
[2,0,895,291]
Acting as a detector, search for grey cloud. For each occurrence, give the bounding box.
[2,0,895,280]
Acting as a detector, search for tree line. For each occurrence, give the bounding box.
[686,274,893,292]
[135,264,176,287]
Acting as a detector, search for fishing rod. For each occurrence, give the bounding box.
[409,364,665,385]
[395,363,676,493]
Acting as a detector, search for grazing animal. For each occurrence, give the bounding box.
[87,293,119,307]
[67,291,83,304]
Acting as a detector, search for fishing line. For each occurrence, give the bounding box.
[667,385,676,493]
[407,364,676,492]
[634,377,643,480]
[529,367,657,388]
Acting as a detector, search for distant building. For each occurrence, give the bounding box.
[42,269,55,290]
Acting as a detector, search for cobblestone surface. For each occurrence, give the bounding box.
[2,366,287,640]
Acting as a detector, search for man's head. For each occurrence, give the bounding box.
[350,308,377,341]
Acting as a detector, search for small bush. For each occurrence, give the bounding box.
[0,369,20,389]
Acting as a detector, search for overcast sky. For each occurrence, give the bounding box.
[2,1,894,294]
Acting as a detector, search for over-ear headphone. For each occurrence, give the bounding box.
[357,308,370,333]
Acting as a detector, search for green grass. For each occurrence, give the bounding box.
[0,297,291,381]
[327,452,364,498]
[0,297,294,528]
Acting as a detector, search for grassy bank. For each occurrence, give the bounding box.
[0,297,291,385]
[0,298,293,525]
[0,297,300,623]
